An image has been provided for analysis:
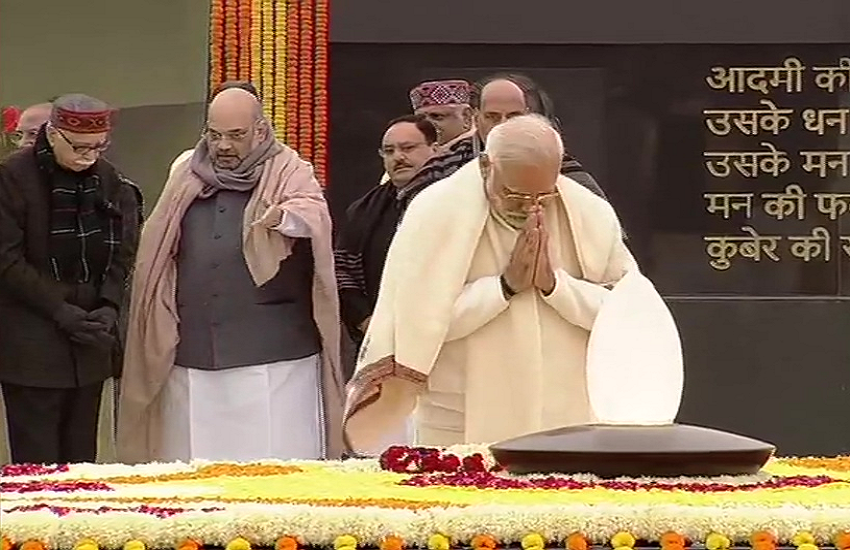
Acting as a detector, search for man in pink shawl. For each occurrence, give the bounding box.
[117,88,344,463]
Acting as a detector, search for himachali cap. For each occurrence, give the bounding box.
[409,79,471,110]
[51,97,113,134]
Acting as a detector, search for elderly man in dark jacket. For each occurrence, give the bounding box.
[0,93,142,465]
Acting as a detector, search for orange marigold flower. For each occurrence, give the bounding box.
[661,533,686,548]
[752,532,777,550]
[472,536,497,550]
[20,541,46,550]
[2,537,13,550]
[380,537,404,550]
[177,540,201,550]
[275,538,298,550]
[835,533,850,550]
[565,534,588,550]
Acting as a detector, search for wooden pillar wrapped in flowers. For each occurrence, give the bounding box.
[208,0,329,186]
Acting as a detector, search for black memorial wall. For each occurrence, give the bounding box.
[326,1,850,456]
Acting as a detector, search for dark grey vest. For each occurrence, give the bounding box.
[175,190,321,370]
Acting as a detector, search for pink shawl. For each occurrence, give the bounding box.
[116,145,344,463]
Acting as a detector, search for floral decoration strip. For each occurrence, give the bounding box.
[206,0,329,185]
[3,451,850,549]
[399,470,842,492]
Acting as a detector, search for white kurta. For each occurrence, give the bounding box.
[158,354,324,462]
[416,204,598,445]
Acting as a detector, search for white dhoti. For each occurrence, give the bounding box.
[159,355,323,462]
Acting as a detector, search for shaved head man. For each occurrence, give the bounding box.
[168,81,264,175]
[14,103,52,148]
[475,79,529,142]
[345,114,635,449]
[204,87,267,170]
[119,85,345,464]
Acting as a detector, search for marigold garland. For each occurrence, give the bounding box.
[835,533,850,550]
[207,0,329,184]
[312,0,329,184]
[225,538,251,550]
[260,0,275,122]
[284,0,300,148]
[1,537,12,550]
[272,0,288,134]
[122,542,145,550]
[297,0,315,161]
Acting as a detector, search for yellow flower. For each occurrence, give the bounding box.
[611,533,636,549]
[706,534,731,550]
[798,544,818,550]
[75,539,99,550]
[428,534,451,550]
[792,534,816,547]
[522,534,545,550]
[226,539,251,550]
[123,542,146,550]
[334,536,357,550]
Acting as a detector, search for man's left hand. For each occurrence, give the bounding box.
[532,208,556,295]
[253,201,284,229]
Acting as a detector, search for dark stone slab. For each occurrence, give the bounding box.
[490,424,775,478]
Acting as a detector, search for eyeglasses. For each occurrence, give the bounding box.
[204,127,252,143]
[55,128,109,155]
[500,186,560,205]
[9,129,39,146]
[378,142,428,158]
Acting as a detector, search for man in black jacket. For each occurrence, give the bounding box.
[0,93,142,464]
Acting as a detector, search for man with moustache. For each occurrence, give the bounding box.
[377,80,473,186]
[12,102,53,148]
[345,115,635,451]
[118,87,344,463]
[0,94,142,464]
[336,114,438,348]
[397,73,607,212]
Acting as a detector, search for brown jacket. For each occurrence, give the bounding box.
[0,147,142,388]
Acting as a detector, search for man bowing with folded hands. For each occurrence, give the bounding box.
[345,114,636,451]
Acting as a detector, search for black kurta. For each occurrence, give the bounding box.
[0,141,142,463]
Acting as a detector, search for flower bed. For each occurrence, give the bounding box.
[1,446,849,550]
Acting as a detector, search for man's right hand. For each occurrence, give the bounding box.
[502,216,540,294]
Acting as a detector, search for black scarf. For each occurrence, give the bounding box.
[34,127,121,284]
